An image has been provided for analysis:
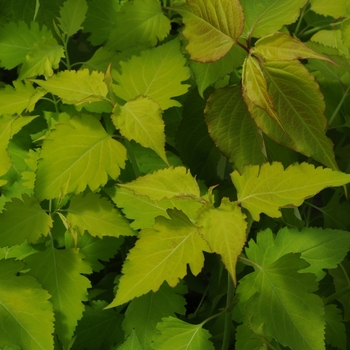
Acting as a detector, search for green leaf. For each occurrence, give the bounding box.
[204,85,265,172]
[32,69,108,104]
[237,253,325,350]
[107,209,210,307]
[25,247,92,348]
[151,316,214,350]
[0,116,13,182]
[35,114,127,201]
[112,39,190,110]
[197,199,247,285]
[0,195,53,247]
[252,32,334,62]
[310,0,350,18]
[112,96,168,164]
[0,21,52,69]
[259,60,337,169]
[58,0,88,36]
[19,36,64,80]
[171,0,244,62]
[310,29,349,57]
[123,283,186,349]
[118,330,143,350]
[324,304,346,350]
[107,0,171,50]
[342,17,350,48]
[66,192,135,238]
[0,259,54,350]
[72,300,123,350]
[119,166,200,201]
[240,0,307,39]
[231,162,350,221]
[83,0,121,45]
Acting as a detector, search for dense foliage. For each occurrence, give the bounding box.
[0,0,350,349]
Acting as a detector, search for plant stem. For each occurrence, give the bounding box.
[294,1,309,37]
[221,272,235,350]
[328,85,350,127]
[300,21,342,38]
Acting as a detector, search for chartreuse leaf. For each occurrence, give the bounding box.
[240,0,307,39]
[151,316,214,350]
[231,162,350,221]
[324,304,346,350]
[118,330,142,350]
[310,0,350,18]
[0,195,53,247]
[71,300,123,350]
[204,85,265,172]
[120,166,200,201]
[32,69,108,104]
[35,114,127,201]
[83,0,121,45]
[107,209,210,307]
[242,55,280,126]
[19,37,64,80]
[66,192,135,238]
[123,283,186,349]
[252,33,334,62]
[112,39,190,110]
[171,0,244,62]
[25,247,92,348]
[0,259,54,350]
[57,0,88,37]
[0,116,13,183]
[342,17,350,48]
[112,96,168,164]
[197,199,247,285]
[259,60,338,169]
[0,21,52,69]
[310,30,349,57]
[237,253,325,350]
[107,0,171,50]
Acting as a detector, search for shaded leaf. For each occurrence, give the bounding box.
[0,259,54,350]
[112,39,190,110]
[324,304,346,350]
[231,162,350,221]
[0,116,13,182]
[107,209,210,307]
[58,0,88,36]
[35,114,127,201]
[25,247,92,348]
[112,96,168,164]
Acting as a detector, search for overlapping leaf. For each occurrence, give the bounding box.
[0,259,54,350]
[151,317,214,350]
[0,195,53,247]
[112,96,168,164]
[25,247,92,348]
[107,0,171,50]
[197,199,247,285]
[324,304,346,350]
[240,0,307,39]
[0,116,13,182]
[58,0,88,37]
[171,0,244,62]
[66,192,135,238]
[112,39,190,110]
[231,162,350,221]
[310,0,350,18]
[35,114,127,201]
[32,69,108,104]
[107,210,210,307]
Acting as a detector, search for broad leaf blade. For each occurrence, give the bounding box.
[310,0,350,18]
[112,39,190,110]
[32,69,108,104]
[35,114,127,201]
[324,304,346,350]
[25,247,92,348]
[0,259,54,350]
[118,331,143,350]
[0,195,53,247]
[107,209,210,307]
[66,192,135,238]
[197,199,247,285]
[107,0,171,50]
[112,96,168,164]
[0,116,13,181]
[151,317,214,350]
[241,0,307,39]
[58,0,88,36]
[231,162,350,221]
[171,0,244,62]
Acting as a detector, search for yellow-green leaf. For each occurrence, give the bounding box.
[58,0,88,37]
[310,0,350,18]
[107,210,210,307]
[231,162,350,221]
[197,199,247,285]
[171,0,244,62]
[112,96,168,164]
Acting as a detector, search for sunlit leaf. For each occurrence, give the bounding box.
[58,0,88,36]
[231,162,350,221]
[310,0,350,18]
[310,29,349,57]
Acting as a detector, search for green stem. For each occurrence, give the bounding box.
[328,85,350,127]
[221,272,235,350]
[294,1,309,37]
[300,21,342,38]
[63,36,71,70]
[325,263,350,304]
